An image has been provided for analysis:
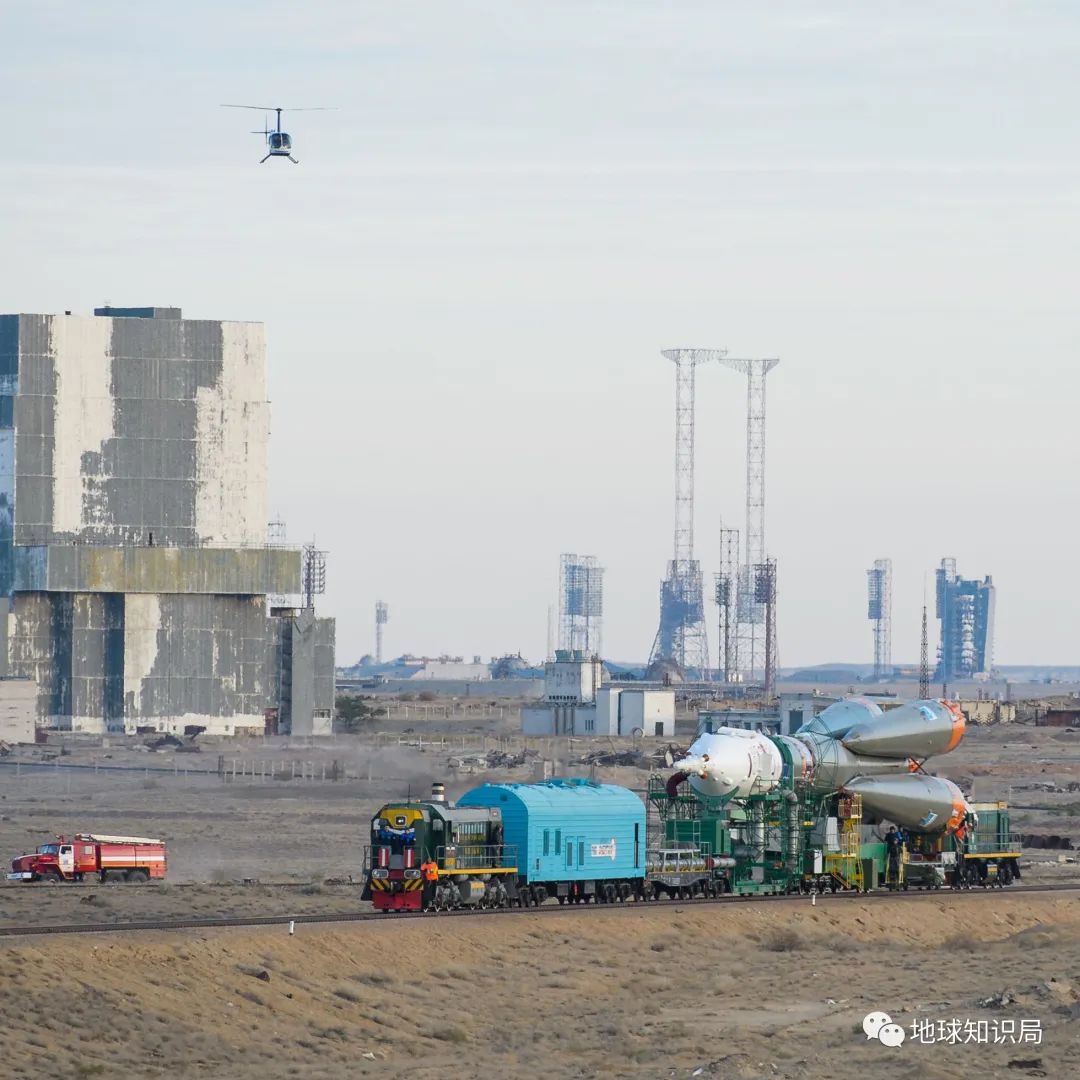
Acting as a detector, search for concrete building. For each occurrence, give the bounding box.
[697,692,841,738]
[543,650,603,704]
[0,307,334,735]
[592,687,675,737]
[522,651,674,737]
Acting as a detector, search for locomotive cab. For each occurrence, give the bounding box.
[363,785,516,912]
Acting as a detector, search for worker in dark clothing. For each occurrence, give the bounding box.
[885,827,902,887]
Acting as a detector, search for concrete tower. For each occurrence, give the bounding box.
[0,306,335,735]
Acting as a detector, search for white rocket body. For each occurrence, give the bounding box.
[674,697,973,834]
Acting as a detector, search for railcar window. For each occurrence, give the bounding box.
[543,830,550,856]
[578,841,584,865]
[555,829,561,854]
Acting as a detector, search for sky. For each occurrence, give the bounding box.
[2,2,1078,668]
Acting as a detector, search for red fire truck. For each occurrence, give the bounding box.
[7,834,167,883]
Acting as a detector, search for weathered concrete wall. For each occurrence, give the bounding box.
[0,309,334,736]
[267,612,335,737]
[4,312,268,548]
[14,545,300,595]
[122,593,273,735]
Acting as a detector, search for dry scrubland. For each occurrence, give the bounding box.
[1,721,1080,1078]
[2,893,1080,1079]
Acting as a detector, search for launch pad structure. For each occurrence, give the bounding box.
[649,349,718,679]
[650,347,780,693]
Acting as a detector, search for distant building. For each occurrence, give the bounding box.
[409,661,490,681]
[935,559,995,682]
[522,650,674,737]
[697,692,841,738]
[0,307,334,736]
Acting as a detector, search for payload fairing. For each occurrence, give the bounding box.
[673,697,970,834]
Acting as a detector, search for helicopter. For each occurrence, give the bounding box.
[220,104,334,164]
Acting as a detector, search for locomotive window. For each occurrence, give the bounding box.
[543,830,550,856]
[555,829,561,854]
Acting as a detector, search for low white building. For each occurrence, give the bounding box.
[593,687,675,737]
[522,653,675,738]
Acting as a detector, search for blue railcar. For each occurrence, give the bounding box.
[458,778,646,904]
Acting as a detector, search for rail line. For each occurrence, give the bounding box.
[2,882,1078,939]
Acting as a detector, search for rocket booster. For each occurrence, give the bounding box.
[842,774,969,834]
[840,700,965,760]
[673,696,973,833]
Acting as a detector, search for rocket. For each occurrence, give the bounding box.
[673,697,972,834]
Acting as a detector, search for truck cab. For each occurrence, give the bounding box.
[8,842,70,882]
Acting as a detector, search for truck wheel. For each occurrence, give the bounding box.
[41,869,63,884]
[125,869,150,884]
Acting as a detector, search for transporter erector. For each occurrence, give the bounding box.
[663,696,1018,892]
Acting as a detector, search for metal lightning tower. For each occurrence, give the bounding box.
[718,357,779,683]
[375,601,388,664]
[300,543,327,610]
[650,348,723,678]
[867,558,892,679]
[756,558,778,699]
[559,554,604,655]
[919,603,931,699]
[713,528,740,683]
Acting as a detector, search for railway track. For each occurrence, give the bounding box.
[2,881,1078,939]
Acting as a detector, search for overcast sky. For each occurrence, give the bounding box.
[3,2,1078,668]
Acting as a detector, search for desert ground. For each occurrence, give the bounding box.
[2,714,1080,1078]
[2,892,1079,1079]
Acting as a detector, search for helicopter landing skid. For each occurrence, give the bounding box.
[259,154,300,164]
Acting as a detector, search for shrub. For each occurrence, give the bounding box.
[763,928,802,952]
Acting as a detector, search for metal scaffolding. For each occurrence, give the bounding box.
[650,348,724,678]
[718,357,779,682]
[559,553,604,655]
[867,558,892,679]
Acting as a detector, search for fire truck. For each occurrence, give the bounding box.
[7,834,167,883]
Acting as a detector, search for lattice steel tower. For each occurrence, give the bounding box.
[718,357,779,682]
[867,558,892,679]
[650,348,724,678]
[713,528,740,683]
[375,601,389,664]
[559,554,604,655]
